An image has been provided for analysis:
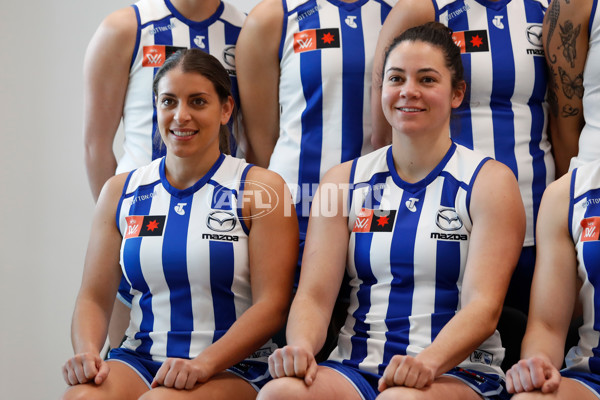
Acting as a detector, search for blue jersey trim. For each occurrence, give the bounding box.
[116,170,136,228]
[279,0,289,60]
[466,156,491,220]
[163,0,225,29]
[569,168,578,240]
[159,154,225,198]
[591,0,599,35]
[131,5,142,70]
[237,164,253,235]
[386,143,457,193]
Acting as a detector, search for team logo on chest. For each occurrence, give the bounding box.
[581,217,600,242]
[124,215,166,239]
[353,208,397,233]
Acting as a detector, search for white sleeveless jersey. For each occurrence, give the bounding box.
[328,143,505,377]
[116,154,273,361]
[570,0,600,170]
[433,0,554,246]
[269,0,396,236]
[565,160,600,374]
[117,0,246,174]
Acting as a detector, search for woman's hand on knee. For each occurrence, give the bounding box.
[62,352,110,386]
[505,356,561,394]
[378,355,435,391]
[268,345,318,385]
[151,358,211,390]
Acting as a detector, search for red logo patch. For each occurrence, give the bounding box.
[581,217,600,242]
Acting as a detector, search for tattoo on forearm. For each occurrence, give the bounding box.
[545,0,560,64]
[562,104,580,117]
[547,87,559,117]
[559,66,584,99]
[558,20,581,67]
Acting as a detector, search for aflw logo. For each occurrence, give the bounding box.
[296,37,313,50]
[581,217,600,242]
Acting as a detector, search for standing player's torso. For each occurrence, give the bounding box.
[567,160,600,374]
[119,0,245,174]
[434,0,554,245]
[573,0,600,168]
[116,154,257,361]
[328,144,504,377]
[271,0,396,192]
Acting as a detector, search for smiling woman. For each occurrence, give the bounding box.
[61,49,298,400]
[256,23,525,400]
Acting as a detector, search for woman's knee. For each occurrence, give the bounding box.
[257,377,310,400]
[61,385,107,400]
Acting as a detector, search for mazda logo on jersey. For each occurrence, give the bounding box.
[435,208,463,231]
[526,24,543,47]
[124,215,166,239]
[206,211,237,232]
[352,209,396,233]
[223,45,236,68]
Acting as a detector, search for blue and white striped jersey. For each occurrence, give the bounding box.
[433,0,554,246]
[116,154,273,361]
[328,143,505,377]
[570,0,600,170]
[269,0,396,236]
[566,160,600,374]
[117,0,245,174]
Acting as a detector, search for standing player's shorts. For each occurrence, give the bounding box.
[320,360,510,400]
[107,348,271,391]
[561,369,600,398]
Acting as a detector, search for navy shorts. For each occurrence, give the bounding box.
[107,348,271,391]
[320,360,510,400]
[561,369,600,398]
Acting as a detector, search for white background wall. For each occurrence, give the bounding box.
[0,1,260,398]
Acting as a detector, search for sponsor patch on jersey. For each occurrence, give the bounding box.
[468,350,494,367]
[142,45,186,67]
[581,217,600,242]
[452,30,489,53]
[352,208,396,233]
[293,28,340,53]
[124,215,166,238]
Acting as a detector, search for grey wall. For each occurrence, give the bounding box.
[0,1,260,398]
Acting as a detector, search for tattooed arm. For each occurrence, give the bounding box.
[544,0,592,176]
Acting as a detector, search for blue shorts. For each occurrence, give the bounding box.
[320,360,510,400]
[107,348,271,391]
[561,369,600,398]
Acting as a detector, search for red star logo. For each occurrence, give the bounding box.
[321,32,335,44]
[470,35,483,48]
[146,220,159,231]
[377,215,389,227]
